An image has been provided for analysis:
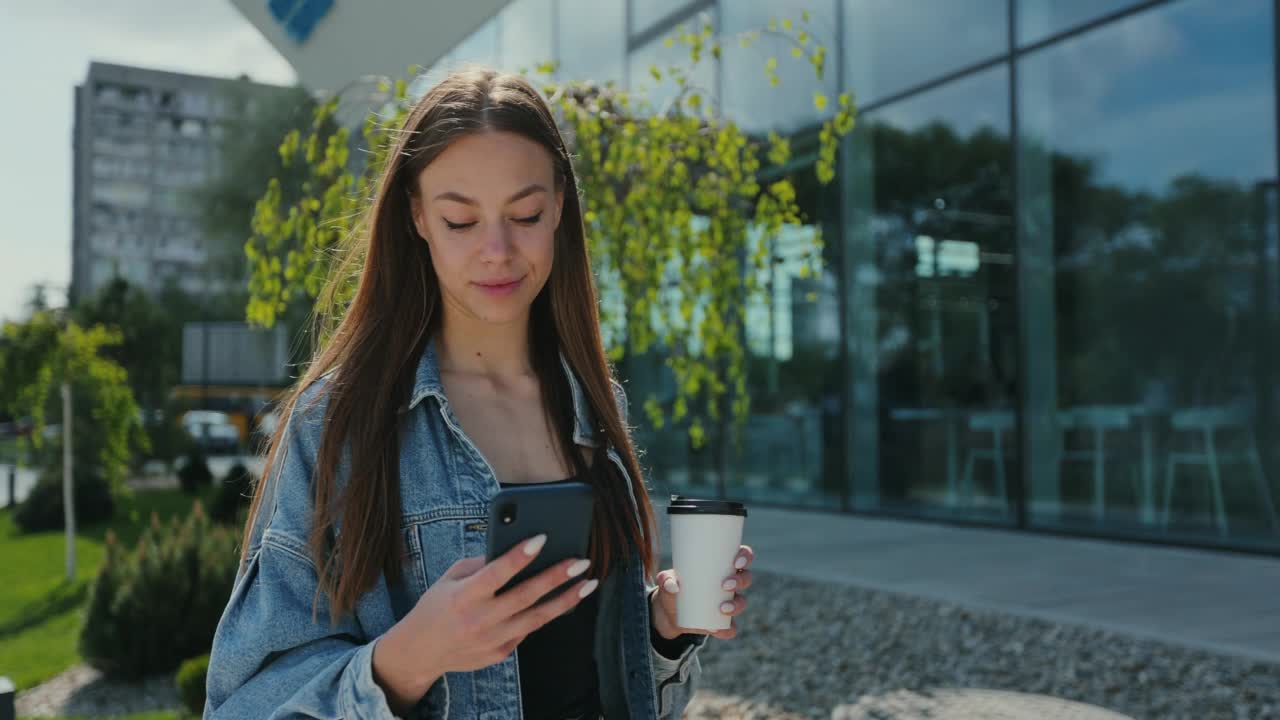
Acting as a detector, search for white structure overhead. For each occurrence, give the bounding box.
[229,0,508,91]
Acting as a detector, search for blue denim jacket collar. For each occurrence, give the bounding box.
[400,338,601,448]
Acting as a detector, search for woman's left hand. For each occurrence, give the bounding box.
[650,545,754,641]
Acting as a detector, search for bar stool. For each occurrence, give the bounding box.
[1057,406,1134,524]
[1162,405,1278,536]
[960,410,1014,507]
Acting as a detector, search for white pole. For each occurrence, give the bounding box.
[62,381,75,582]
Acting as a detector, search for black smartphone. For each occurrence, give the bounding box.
[485,481,594,598]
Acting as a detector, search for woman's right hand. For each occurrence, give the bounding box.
[371,534,596,711]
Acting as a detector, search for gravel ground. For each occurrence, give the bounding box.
[685,573,1280,720]
[15,664,180,718]
[16,571,1279,719]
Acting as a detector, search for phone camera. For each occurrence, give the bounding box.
[499,503,516,525]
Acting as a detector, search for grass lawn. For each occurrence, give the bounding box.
[19,714,181,720]
[0,487,213,691]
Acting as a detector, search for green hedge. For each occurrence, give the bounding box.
[15,468,114,533]
[79,501,239,680]
[175,653,210,715]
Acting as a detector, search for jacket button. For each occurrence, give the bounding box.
[629,670,641,680]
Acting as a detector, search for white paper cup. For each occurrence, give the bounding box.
[667,496,748,631]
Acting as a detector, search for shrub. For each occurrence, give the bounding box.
[80,501,240,680]
[210,462,254,526]
[177,448,213,495]
[144,409,193,468]
[14,467,114,533]
[175,653,210,715]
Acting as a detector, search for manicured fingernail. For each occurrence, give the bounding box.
[579,579,600,598]
[734,556,748,569]
[722,578,737,591]
[720,601,735,614]
[523,534,547,556]
[567,559,591,577]
[663,577,679,594]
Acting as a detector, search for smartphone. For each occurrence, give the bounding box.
[485,481,595,598]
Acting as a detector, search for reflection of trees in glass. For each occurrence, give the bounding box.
[746,149,839,413]
[1054,167,1266,408]
[860,116,1270,413]
[864,120,1015,411]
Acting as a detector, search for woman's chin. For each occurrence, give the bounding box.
[464,298,533,326]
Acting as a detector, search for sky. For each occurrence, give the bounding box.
[0,0,297,324]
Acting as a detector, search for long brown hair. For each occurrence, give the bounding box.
[240,67,658,623]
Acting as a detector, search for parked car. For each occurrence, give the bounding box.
[181,410,241,454]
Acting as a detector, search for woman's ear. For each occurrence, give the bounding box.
[409,194,429,241]
[553,188,565,229]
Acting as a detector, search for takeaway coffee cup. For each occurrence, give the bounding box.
[666,495,748,631]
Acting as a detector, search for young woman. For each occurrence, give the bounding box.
[203,67,755,720]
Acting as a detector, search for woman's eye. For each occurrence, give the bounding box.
[513,212,543,226]
[444,219,476,232]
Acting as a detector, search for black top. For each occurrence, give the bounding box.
[500,479,601,720]
[497,479,700,718]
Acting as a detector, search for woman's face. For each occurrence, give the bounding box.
[411,130,564,327]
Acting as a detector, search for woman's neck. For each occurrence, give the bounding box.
[437,312,533,379]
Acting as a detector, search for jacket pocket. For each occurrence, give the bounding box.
[406,504,490,591]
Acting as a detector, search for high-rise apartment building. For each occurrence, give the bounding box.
[71,61,287,303]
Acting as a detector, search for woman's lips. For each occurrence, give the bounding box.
[474,277,524,296]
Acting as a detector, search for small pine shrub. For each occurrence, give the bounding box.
[79,501,240,679]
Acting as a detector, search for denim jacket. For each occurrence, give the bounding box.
[204,341,706,719]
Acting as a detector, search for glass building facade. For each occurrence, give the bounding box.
[432,0,1280,554]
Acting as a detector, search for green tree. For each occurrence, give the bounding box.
[192,83,320,294]
[242,13,856,474]
[72,277,177,414]
[192,82,329,360]
[72,278,225,468]
[0,310,145,491]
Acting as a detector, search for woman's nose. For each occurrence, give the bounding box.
[477,222,515,262]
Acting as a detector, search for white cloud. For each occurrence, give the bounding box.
[871,63,1009,137]
[1019,6,1184,135]
[1019,0,1274,191]
[1072,80,1275,190]
[844,0,1007,105]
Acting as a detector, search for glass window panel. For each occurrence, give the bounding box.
[499,0,555,74]
[1017,0,1141,46]
[739,164,844,508]
[627,8,718,112]
[843,0,1007,106]
[1017,0,1279,549]
[449,17,501,68]
[720,0,838,134]
[631,0,696,37]
[558,0,625,85]
[843,65,1017,521]
[638,163,843,510]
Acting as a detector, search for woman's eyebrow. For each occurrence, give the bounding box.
[432,183,549,206]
